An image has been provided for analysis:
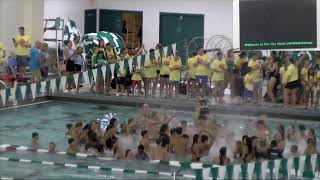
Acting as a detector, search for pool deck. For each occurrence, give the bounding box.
[46,92,320,121]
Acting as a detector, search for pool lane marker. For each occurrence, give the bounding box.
[0,100,53,111]
[0,156,196,179]
[0,177,14,180]
[0,144,113,161]
[0,144,215,170]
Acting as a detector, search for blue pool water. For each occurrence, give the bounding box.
[0,100,319,179]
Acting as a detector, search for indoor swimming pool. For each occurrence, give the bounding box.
[0,101,319,179]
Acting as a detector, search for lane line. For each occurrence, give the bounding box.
[0,101,53,111]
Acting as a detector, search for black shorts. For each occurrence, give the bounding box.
[156,70,160,75]
[66,60,75,72]
[285,80,299,89]
[117,77,126,84]
[74,64,82,72]
[160,75,169,79]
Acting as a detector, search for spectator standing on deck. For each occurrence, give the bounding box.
[29,41,42,83]
[0,42,6,68]
[13,27,31,73]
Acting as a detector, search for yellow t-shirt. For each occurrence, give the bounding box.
[169,57,182,81]
[300,68,308,81]
[286,64,298,83]
[15,35,31,56]
[187,57,196,79]
[132,69,142,81]
[279,66,288,85]
[160,57,170,75]
[317,71,320,79]
[248,59,261,82]
[211,59,226,81]
[244,73,254,91]
[195,54,209,76]
[0,42,6,62]
[144,58,157,78]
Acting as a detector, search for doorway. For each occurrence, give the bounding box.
[99,9,143,52]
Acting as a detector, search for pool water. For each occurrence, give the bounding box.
[0,101,320,179]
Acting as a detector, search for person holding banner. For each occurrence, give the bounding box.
[105,43,117,95]
[92,50,107,94]
[63,40,77,91]
[116,51,127,96]
[159,52,170,98]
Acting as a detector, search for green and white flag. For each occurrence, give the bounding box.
[41,81,46,95]
[163,46,168,58]
[261,160,268,179]
[101,66,107,79]
[20,85,26,100]
[247,162,255,180]
[128,58,133,73]
[137,55,142,69]
[60,77,66,91]
[144,53,150,66]
[172,43,177,54]
[287,158,293,178]
[97,31,124,55]
[50,79,56,94]
[10,87,16,102]
[311,154,317,173]
[63,20,81,42]
[31,83,37,99]
[83,71,89,86]
[233,164,240,179]
[73,73,79,87]
[110,64,115,79]
[92,69,98,81]
[1,89,6,106]
[274,159,281,179]
[218,165,226,179]
[299,156,306,177]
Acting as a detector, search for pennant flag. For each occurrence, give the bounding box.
[274,159,281,179]
[287,158,293,178]
[31,83,37,99]
[60,76,66,91]
[92,68,98,80]
[40,81,46,95]
[218,166,226,179]
[101,66,107,79]
[155,49,160,62]
[73,73,79,88]
[233,164,240,179]
[163,46,168,57]
[299,156,306,177]
[311,154,317,173]
[144,53,150,66]
[10,87,16,102]
[172,43,177,54]
[1,89,6,106]
[119,60,124,74]
[83,71,89,86]
[110,63,115,79]
[202,168,211,179]
[247,162,255,180]
[137,55,141,69]
[50,79,56,94]
[20,85,27,100]
[261,161,268,180]
[128,58,133,73]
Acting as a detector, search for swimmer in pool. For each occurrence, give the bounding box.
[139,130,150,152]
[31,132,39,149]
[67,138,79,153]
[48,142,56,153]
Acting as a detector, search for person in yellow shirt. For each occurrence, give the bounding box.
[131,65,142,96]
[14,27,31,73]
[169,51,182,98]
[300,61,309,104]
[0,42,6,67]
[116,52,127,96]
[195,48,210,95]
[244,68,254,102]
[284,58,299,107]
[304,68,316,109]
[105,42,117,95]
[211,52,226,103]
[187,52,197,98]
[159,54,170,98]
[248,53,263,103]
[143,49,158,97]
